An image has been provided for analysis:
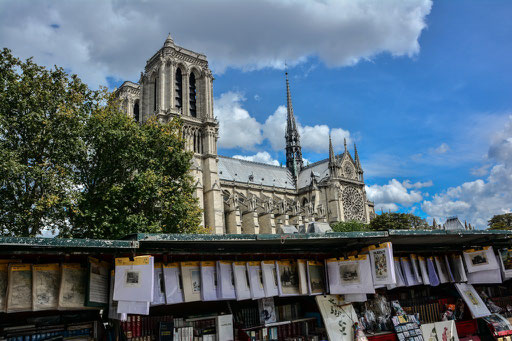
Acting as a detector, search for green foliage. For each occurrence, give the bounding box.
[331,220,369,232]
[488,213,512,230]
[369,212,429,231]
[0,48,202,238]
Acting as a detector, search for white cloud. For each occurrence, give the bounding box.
[366,179,423,212]
[262,105,352,152]
[470,164,491,176]
[430,142,450,154]
[403,180,433,189]
[214,92,263,150]
[422,115,512,229]
[0,0,432,88]
[233,152,280,166]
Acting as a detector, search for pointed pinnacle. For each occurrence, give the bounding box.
[344,138,347,152]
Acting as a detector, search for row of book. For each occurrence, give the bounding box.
[244,319,320,341]
[0,322,96,341]
[0,257,109,313]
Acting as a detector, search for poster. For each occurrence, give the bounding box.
[418,256,430,285]
[462,247,499,273]
[86,257,109,307]
[163,262,184,304]
[181,261,201,302]
[59,263,86,309]
[455,282,491,318]
[498,249,512,279]
[32,263,60,311]
[261,260,278,298]
[410,255,423,285]
[233,261,251,300]
[6,263,32,312]
[368,242,396,285]
[338,255,375,294]
[276,260,300,296]
[434,256,449,284]
[326,258,342,293]
[307,260,326,295]
[247,261,265,299]
[217,261,236,300]
[200,261,218,301]
[258,297,277,324]
[316,295,358,341]
[114,256,154,303]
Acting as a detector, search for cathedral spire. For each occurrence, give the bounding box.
[164,33,174,47]
[344,138,347,153]
[354,143,361,169]
[329,134,335,163]
[285,72,303,181]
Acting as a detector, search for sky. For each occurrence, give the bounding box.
[1,0,511,229]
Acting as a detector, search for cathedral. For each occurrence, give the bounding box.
[116,34,375,234]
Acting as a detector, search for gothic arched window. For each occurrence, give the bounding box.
[175,68,183,110]
[189,73,197,117]
[133,100,140,122]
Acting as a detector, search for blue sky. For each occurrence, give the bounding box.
[1,0,511,228]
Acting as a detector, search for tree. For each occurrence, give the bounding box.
[0,48,202,238]
[331,220,369,232]
[369,212,429,231]
[488,213,512,230]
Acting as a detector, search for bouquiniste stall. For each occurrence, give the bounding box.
[1,230,512,341]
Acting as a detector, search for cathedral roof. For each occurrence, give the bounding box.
[297,158,330,189]
[218,156,295,190]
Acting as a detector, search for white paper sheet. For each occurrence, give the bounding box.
[417,256,430,285]
[369,242,396,285]
[114,256,154,302]
[387,258,406,290]
[246,261,265,299]
[216,261,236,300]
[455,282,491,318]
[276,260,300,296]
[32,263,60,311]
[233,261,251,300]
[400,257,419,286]
[261,261,278,298]
[344,293,367,302]
[200,261,218,301]
[463,247,499,273]
[448,254,467,283]
[87,257,109,306]
[151,263,166,306]
[326,258,342,294]
[307,260,326,295]
[434,256,449,284]
[337,255,375,294]
[467,268,502,284]
[410,254,423,285]
[181,261,201,302]
[297,259,308,295]
[117,300,150,315]
[163,262,184,305]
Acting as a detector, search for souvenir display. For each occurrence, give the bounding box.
[418,256,430,285]
[32,263,60,311]
[152,263,166,305]
[217,260,236,300]
[114,256,154,303]
[246,261,265,299]
[307,260,326,295]
[181,261,202,303]
[391,313,423,341]
[337,255,375,294]
[297,259,308,295]
[86,257,109,307]
[498,249,512,279]
[232,261,251,300]
[276,259,300,296]
[200,261,218,301]
[261,260,278,298]
[369,242,396,285]
[462,247,499,273]
[454,283,491,318]
[482,314,512,338]
[58,263,86,310]
[163,262,184,305]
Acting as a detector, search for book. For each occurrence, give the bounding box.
[158,321,174,341]
[6,263,32,312]
[86,257,109,307]
[32,263,60,311]
[216,314,234,341]
[58,263,87,310]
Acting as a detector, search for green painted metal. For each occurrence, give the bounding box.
[0,237,138,249]
[388,229,447,236]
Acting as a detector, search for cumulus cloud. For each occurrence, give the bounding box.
[366,179,423,212]
[262,106,351,152]
[214,92,263,150]
[233,152,280,166]
[430,143,450,154]
[0,0,432,88]
[422,115,512,228]
[403,180,433,189]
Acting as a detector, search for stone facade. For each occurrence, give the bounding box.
[116,34,375,234]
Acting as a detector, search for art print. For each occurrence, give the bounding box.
[125,270,141,288]
[279,261,299,295]
[309,263,325,294]
[8,268,32,311]
[499,249,512,272]
[60,266,86,308]
[434,321,458,341]
[470,251,489,266]
[339,263,361,284]
[374,250,388,279]
[191,270,201,293]
[421,324,438,341]
[33,266,60,310]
